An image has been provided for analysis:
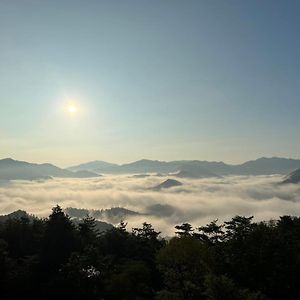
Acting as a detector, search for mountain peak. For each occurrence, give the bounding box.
[152,179,183,190]
[282,169,300,184]
[0,158,15,163]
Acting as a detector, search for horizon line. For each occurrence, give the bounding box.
[1,155,300,169]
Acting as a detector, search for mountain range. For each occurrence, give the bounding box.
[68,157,300,177]
[0,158,99,180]
[1,157,300,181]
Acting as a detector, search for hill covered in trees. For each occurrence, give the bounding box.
[1,206,300,299]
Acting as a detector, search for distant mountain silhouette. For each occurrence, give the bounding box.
[67,160,119,173]
[131,174,151,178]
[3,157,300,180]
[68,157,300,177]
[65,207,140,223]
[73,170,102,178]
[120,159,172,173]
[145,203,182,218]
[232,157,300,175]
[174,164,220,179]
[152,179,183,190]
[0,210,31,222]
[0,158,100,180]
[281,169,300,184]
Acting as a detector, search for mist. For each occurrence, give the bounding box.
[1,175,300,235]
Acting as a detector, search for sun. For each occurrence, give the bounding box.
[67,105,78,114]
[62,99,83,117]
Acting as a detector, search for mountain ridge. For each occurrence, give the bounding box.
[67,157,300,176]
[2,157,300,180]
[0,158,100,180]
[281,168,300,184]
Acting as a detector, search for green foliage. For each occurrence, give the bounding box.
[157,236,209,299]
[203,274,267,300]
[105,260,153,299]
[40,205,79,278]
[155,290,182,300]
[1,206,300,299]
[78,215,99,245]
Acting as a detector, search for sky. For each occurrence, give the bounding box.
[0,0,299,167]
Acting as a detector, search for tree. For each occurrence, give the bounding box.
[175,223,193,237]
[0,239,10,292]
[105,260,153,300]
[131,222,165,293]
[196,220,224,244]
[157,237,209,299]
[204,274,267,300]
[224,216,254,240]
[78,215,98,245]
[117,220,128,232]
[40,205,79,277]
[59,248,105,300]
[132,222,161,241]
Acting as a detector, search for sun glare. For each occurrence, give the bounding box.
[67,105,78,114]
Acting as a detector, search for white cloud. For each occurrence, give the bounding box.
[0,175,300,235]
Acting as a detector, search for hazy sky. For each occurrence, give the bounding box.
[0,0,299,167]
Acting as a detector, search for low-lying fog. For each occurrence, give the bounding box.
[1,175,300,235]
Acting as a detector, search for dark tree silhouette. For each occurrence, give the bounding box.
[40,205,78,277]
[78,215,98,245]
[175,223,193,237]
[1,206,300,300]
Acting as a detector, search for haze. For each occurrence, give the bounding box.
[1,0,300,167]
[1,174,300,235]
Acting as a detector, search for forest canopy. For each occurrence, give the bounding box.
[1,206,300,300]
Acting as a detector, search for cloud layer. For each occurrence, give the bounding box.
[1,175,300,235]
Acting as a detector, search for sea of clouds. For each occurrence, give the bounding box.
[1,175,300,235]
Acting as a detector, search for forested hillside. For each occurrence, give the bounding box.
[1,206,300,299]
